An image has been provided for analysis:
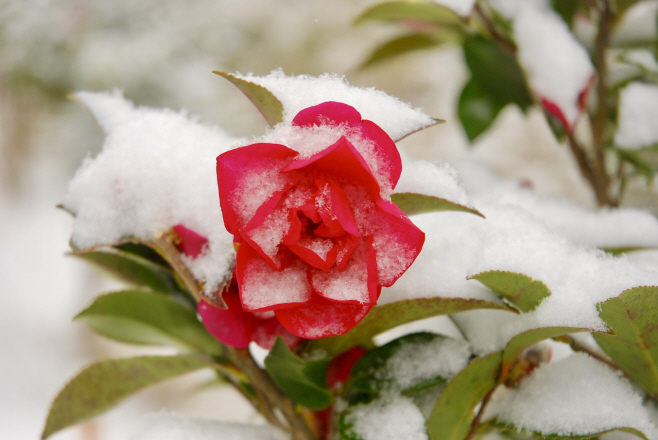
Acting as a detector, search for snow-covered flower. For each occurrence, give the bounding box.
[216,102,425,338]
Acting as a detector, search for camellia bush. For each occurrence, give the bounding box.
[43,1,658,440]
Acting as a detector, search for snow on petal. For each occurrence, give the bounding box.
[514,5,594,129]
[615,82,658,149]
[63,91,240,293]
[235,69,435,141]
[487,353,657,439]
[236,245,312,311]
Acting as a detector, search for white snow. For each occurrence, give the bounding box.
[615,82,658,149]
[63,91,241,293]
[434,0,476,17]
[235,69,436,141]
[379,335,471,390]
[345,395,429,440]
[487,353,657,439]
[395,154,473,208]
[513,5,593,129]
[131,412,286,440]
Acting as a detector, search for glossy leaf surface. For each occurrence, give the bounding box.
[391,193,484,217]
[264,338,332,410]
[42,355,215,439]
[469,271,550,312]
[75,290,224,356]
[214,71,284,127]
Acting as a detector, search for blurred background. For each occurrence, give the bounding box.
[0,1,603,439]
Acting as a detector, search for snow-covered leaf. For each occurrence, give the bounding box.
[214,70,284,127]
[488,353,656,440]
[72,247,179,293]
[391,192,484,217]
[426,351,502,440]
[264,338,332,410]
[308,297,515,356]
[346,333,470,398]
[75,290,224,356]
[42,355,215,439]
[468,271,551,313]
[594,286,658,395]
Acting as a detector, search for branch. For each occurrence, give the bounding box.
[565,335,620,371]
[228,348,318,440]
[473,3,516,54]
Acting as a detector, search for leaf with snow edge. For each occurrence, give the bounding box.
[603,246,655,256]
[346,333,465,400]
[391,192,484,217]
[213,71,284,127]
[75,290,225,357]
[490,421,649,440]
[264,337,331,410]
[354,1,463,28]
[41,355,216,439]
[468,271,550,313]
[307,297,516,356]
[593,286,658,396]
[361,33,450,68]
[71,247,179,293]
[459,35,534,141]
[232,70,437,142]
[115,241,171,268]
[427,351,502,440]
[616,0,645,16]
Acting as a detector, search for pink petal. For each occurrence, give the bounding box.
[292,102,362,128]
[371,199,425,287]
[274,294,373,339]
[236,243,312,312]
[283,137,380,199]
[326,346,367,389]
[359,119,402,189]
[198,290,256,349]
[172,224,208,259]
[217,143,297,234]
[540,97,572,132]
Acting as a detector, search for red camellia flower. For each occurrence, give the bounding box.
[216,102,424,339]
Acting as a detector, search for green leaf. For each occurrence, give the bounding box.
[615,0,644,16]
[213,71,284,127]
[361,33,444,68]
[42,355,215,439]
[593,286,658,395]
[491,420,650,440]
[354,1,463,28]
[458,79,499,141]
[502,327,592,367]
[469,271,550,313]
[75,290,225,357]
[115,242,171,268]
[550,0,584,26]
[264,338,332,410]
[427,351,502,440]
[309,297,516,356]
[459,36,533,141]
[72,247,178,293]
[391,192,485,217]
[603,246,654,256]
[347,333,452,398]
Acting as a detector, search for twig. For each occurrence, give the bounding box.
[474,3,516,54]
[565,335,620,371]
[153,229,204,303]
[589,0,617,206]
[228,347,318,440]
[464,383,498,440]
